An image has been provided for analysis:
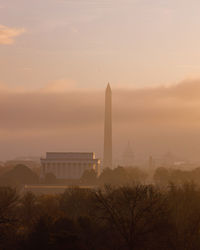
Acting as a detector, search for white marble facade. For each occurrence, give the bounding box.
[41,152,100,179]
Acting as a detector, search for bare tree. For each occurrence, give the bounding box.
[94,185,169,250]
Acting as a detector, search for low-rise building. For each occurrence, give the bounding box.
[40,152,100,179]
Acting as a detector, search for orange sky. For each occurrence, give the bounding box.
[0,80,200,162]
[1,0,200,162]
[1,0,200,90]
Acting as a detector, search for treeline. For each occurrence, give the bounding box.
[1,183,200,249]
[154,167,200,186]
[80,167,147,186]
[77,166,200,187]
[2,163,200,188]
[0,165,148,187]
[0,165,39,187]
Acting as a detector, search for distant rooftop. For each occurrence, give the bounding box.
[45,152,96,160]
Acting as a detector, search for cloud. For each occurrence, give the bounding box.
[1,79,200,130]
[0,25,25,45]
[41,79,78,93]
[1,79,200,160]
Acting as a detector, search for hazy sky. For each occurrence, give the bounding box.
[1,0,200,162]
[1,0,200,90]
[0,79,200,163]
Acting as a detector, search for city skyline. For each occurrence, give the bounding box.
[1,0,200,163]
[1,2,200,249]
[0,79,200,163]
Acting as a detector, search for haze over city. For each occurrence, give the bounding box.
[1,0,200,162]
[1,80,200,162]
[3,1,200,250]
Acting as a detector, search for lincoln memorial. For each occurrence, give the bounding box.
[40,152,100,180]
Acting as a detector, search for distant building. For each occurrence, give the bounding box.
[40,152,100,179]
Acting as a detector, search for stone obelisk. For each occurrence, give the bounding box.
[103,83,112,168]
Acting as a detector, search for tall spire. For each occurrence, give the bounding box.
[107,82,111,90]
[103,83,112,168]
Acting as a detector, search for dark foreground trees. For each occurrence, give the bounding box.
[1,184,200,249]
[94,185,170,250]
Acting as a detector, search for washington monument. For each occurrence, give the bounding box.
[103,83,112,168]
